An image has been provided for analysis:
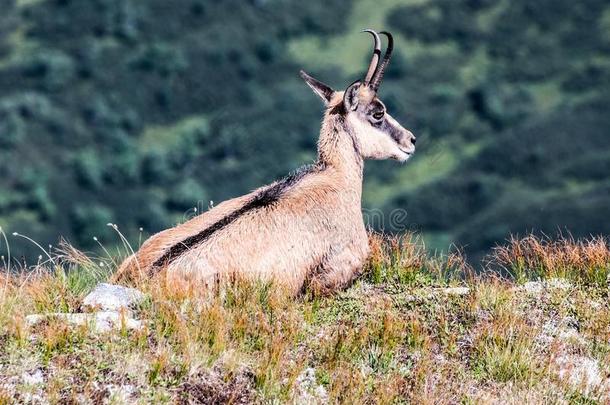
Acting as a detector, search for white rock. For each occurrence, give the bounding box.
[106,383,136,403]
[313,385,328,401]
[294,367,328,404]
[520,278,572,294]
[546,278,573,289]
[555,355,604,395]
[82,283,146,311]
[442,287,470,296]
[558,328,586,345]
[588,299,604,310]
[25,311,143,333]
[21,392,47,405]
[537,319,587,348]
[21,369,44,385]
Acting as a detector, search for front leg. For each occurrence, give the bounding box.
[304,242,369,295]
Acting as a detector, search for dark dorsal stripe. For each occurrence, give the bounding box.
[151,164,323,272]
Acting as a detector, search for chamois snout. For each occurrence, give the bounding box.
[386,114,416,162]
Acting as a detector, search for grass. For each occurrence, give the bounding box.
[490,233,610,286]
[1,232,610,403]
[471,308,539,383]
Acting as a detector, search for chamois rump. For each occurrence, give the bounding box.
[115,30,416,295]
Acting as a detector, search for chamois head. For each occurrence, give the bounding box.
[300,30,416,162]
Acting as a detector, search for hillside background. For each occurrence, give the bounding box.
[1,0,609,263]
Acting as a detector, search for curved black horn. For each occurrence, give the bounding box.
[362,29,381,86]
[370,31,394,92]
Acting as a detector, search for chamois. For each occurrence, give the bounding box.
[115,30,416,295]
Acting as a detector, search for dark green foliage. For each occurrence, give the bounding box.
[382,0,610,259]
[0,0,609,262]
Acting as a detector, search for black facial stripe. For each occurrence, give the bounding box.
[380,119,403,143]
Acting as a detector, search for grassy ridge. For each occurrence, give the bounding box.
[1,233,609,403]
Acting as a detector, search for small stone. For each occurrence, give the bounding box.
[558,328,586,345]
[25,311,143,333]
[106,384,136,402]
[442,287,470,296]
[519,278,572,294]
[21,369,44,385]
[294,367,328,404]
[92,311,144,332]
[555,355,604,395]
[82,283,146,311]
[537,318,587,347]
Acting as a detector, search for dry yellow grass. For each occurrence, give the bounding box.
[489,233,610,285]
[0,232,609,403]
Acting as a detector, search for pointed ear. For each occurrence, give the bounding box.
[300,70,334,105]
[343,80,362,112]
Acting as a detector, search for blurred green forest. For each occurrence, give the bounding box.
[0,0,609,263]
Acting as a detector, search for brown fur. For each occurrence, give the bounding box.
[115,79,415,296]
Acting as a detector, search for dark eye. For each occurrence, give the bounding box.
[372,111,385,120]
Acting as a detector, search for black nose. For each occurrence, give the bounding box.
[411,137,417,145]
